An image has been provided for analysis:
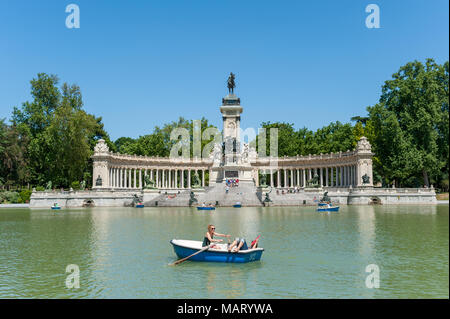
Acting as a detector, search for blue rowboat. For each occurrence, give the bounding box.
[135,204,144,208]
[51,206,61,210]
[197,206,215,211]
[317,206,340,212]
[170,239,264,263]
[233,204,242,208]
[318,202,328,207]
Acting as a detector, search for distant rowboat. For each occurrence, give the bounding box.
[135,203,144,208]
[170,239,264,263]
[197,206,215,211]
[317,206,340,212]
[51,206,61,210]
[233,204,242,208]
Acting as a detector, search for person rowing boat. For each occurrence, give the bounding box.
[202,224,230,248]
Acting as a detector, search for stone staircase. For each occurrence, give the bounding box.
[144,190,192,207]
[142,184,328,207]
[197,182,263,207]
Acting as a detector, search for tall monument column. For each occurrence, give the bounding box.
[210,72,253,185]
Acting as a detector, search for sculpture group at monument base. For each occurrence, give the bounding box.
[29,186,437,208]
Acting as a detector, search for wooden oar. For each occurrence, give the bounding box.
[169,244,213,266]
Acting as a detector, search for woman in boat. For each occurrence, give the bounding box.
[202,224,230,247]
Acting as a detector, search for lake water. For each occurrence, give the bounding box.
[0,205,448,298]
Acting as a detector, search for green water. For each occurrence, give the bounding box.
[0,205,448,298]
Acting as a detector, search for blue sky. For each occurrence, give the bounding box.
[1,0,448,141]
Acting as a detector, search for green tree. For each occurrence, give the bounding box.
[367,59,449,187]
[0,119,30,188]
[11,73,110,188]
[118,117,217,158]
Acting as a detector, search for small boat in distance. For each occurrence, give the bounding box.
[135,203,144,208]
[170,239,264,263]
[233,202,242,208]
[197,206,215,211]
[51,203,61,210]
[317,205,340,212]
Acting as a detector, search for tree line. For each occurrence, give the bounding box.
[0,59,448,193]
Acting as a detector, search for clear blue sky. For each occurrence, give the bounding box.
[1,0,448,141]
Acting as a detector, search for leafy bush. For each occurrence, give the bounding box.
[71,181,80,190]
[19,189,32,203]
[35,186,45,191]
[0,191,20,203]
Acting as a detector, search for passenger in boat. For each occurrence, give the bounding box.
[202,224,230,247]
[250,236,260,249]
[228,237,248,252]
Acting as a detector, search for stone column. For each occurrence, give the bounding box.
[202,169,205,187]
[174,169,178,188]
[138,169,141,189]
[320,167,323,187]
[188,170,191,188]
[283,169,287,188]
[302,169,306,187]
[168,169,171,189]
[277,170,281,187]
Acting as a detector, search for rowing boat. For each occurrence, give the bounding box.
[197,206,215,210]
[317,206,340,212]
[170,239,264,263]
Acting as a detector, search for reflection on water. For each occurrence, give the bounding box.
[0,205,448,298]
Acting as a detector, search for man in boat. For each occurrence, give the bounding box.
[228,237,248,252]
[202,224,231,248]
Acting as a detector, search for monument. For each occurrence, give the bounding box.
[209,73,255,185]
[30,73,438,208]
